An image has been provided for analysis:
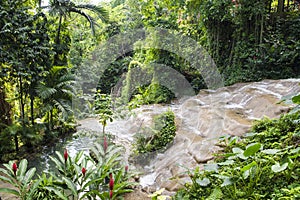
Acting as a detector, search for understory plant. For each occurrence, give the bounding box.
[0,138,136,200]
[134,110,176,154]
[174,110,300,200]
[94,91,113,134]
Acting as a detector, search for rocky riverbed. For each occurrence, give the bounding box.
[77,78,300,196]
[1,78,300,199]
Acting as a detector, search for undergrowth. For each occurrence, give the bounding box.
[174,111,300,199]
[134,110,176,154]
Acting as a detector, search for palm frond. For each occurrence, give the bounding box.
[57,74,76,86]
[53,99,73,120]
[76,4,109,22]
[69,8,97,35]
[36,84,58,100]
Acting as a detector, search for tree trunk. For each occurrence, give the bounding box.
[56,15,62,46]
[0,87,12,129]
[50,109,53,130]
[30,95,34,126]
[278,0,284,13]
[14,135,19,152]
[54,15,63,65]
[19,76,25,126]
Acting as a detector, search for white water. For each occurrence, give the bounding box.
[29,79,300,193]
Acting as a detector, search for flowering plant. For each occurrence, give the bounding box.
[0,140,137,200]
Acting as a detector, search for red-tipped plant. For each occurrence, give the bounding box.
[12,162,17,176]
[64,149,68,163]
[125,165,129,173]
[109,190,113,199]
[109,173,114,190]
[82,167,87,177]
[103,137,108,152]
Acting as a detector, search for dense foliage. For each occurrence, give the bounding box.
[0,0,299,196]
[0,0,107,161]
[97,0,300,100]
[134,110,176,154]
[174,110,300,199]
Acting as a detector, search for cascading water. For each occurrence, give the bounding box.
[22,79,300,194]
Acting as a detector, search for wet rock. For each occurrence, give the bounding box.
[124,188,151,200]
[78,79,300,196]
[161,179,185,191]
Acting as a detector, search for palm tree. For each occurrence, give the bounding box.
[43,0,109,64]
[36,66,76,129]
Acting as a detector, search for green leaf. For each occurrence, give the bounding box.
[74,151,84,163]
[44,186,68,200]
[196,177,210,186]
[17,159,28,177]
[0,188,20,196]
[292,94,300,104]
[290,147,300,154]
[23,168,36,185]
[207,187,223,200]
[232,147,244,154]
[204,163,219,172]
[221,177,234,187]
[49,156,64,171]
[243,143,261,157]
[0,175,14,185]
[241,161,257,172]
[62,177,78,196]
[27,179,42,198]
[80,190,103,200]
[261,149,281,155]
[218,160,234,165]
[271,162,288,173]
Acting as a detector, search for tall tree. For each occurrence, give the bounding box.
[0,0,52,126]
[0,0,52,150]
[44,0,109,65]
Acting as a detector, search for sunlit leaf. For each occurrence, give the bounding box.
[261,149,281,155]
[232,147,244,154]
[221,177,234,187]
[271,162,288,173]
[292,94,300,104]
[218,160,234,165]
[244,143,261,157]
[196,177,210,186]
[204,163,218,172]
[241,161,257,172]
[17,159,28,177]
[23,168,36,186]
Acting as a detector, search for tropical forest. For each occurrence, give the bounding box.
[0,0,300,199]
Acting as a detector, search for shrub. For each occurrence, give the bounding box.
[134,110,176,154]
[174,111,300,199]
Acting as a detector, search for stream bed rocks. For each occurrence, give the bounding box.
[1,79,300,199]
[78,79,300,195]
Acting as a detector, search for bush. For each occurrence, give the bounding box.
[129,83,175,109]
[134,110,176,154]
[174,111,300,199]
